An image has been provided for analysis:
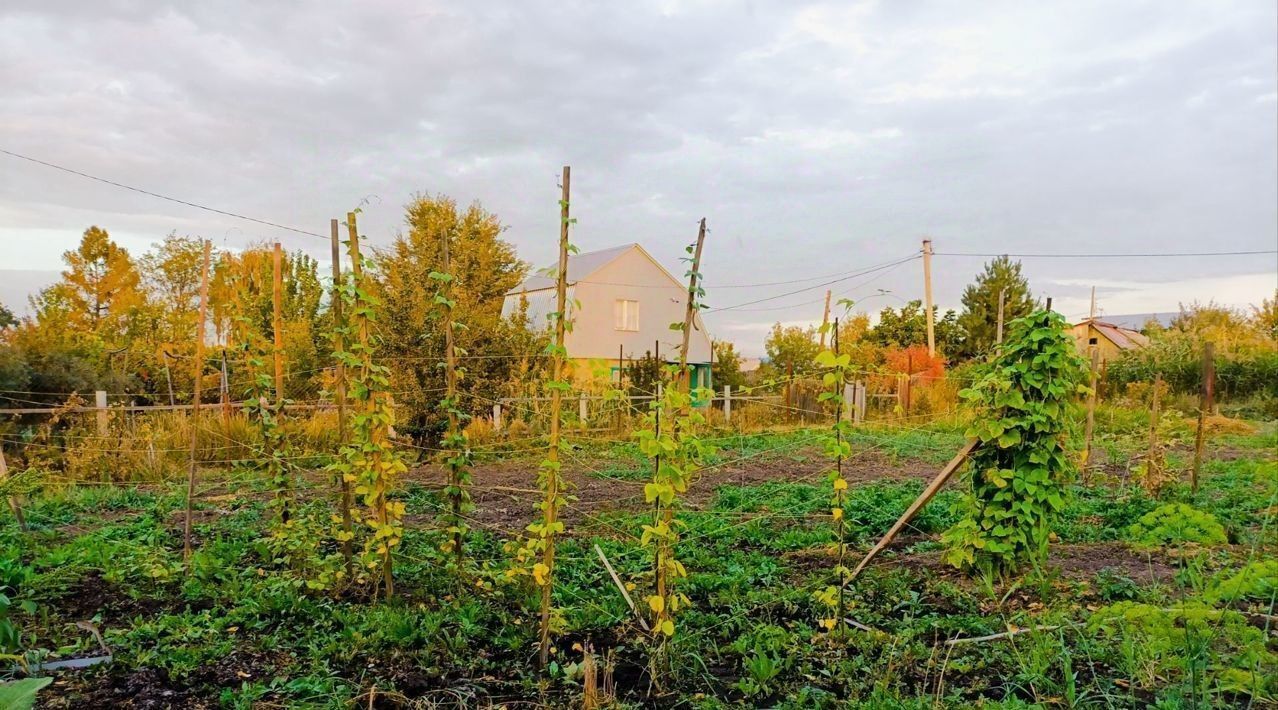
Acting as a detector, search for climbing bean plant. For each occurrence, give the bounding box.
[812,307,854,636]
[941,309,1088,575]
[333,212,407,598]
[432,234,473,566]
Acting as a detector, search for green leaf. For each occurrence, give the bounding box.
[0,678,54,710]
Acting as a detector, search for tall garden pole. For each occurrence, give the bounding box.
[347,211,395,598]
[678,219,706,394]
[995,288,1006,345]
[1191,342,1215,494]
[330,218,354,570]
[922,238,935,357]
[0,447,28,532]
[1081,347,1100,481]
[183,239,212,563]
[538,165,571,667]
[818,289,831,350]
[272,243,285,402]
[440,227,465,563]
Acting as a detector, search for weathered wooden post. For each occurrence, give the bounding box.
[723,385,732,424]
[492,403,503,432]
[95,390,108,436]
[330,218,354,570]
[1081,348,1100,481]
[183,239,212,564]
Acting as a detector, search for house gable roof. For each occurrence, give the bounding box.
[505,243,684,295]
[1076,319,1150,350]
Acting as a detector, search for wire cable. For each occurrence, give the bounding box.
[0,148,328,240]
[935,250,1276,258]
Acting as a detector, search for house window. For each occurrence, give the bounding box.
[1088,338,1098,345]
[614,299,639,331]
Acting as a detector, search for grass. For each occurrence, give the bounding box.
[1,415,1274,707]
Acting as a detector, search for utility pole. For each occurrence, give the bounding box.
[922,239,935,357]
[1089,286,1096,321]
[818,289,832,350]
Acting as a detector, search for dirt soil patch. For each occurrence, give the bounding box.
[405,447,939,535]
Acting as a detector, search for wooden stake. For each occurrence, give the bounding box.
[1081,347,1100,481]
[162,352,176,407]
[347,212,394,599]
[922,239,935,357]
[848,439,977,581]
[678,218,707,393]
[0,447,28,532]
[219,352,230,422]
[539,165,571,667]
[272,243,285,402]
[1146,374,1163,493]
[995,288,1005,346]
[440,225,465,563]
[818,289,831,350]
[594,543,650,631]
[330,218,354,570]
[183,239,212,563]
[1191,342,1214,494]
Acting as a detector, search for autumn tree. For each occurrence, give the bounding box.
[374,193,534,440]
[711,340,746,391]
[868,300,963,356]
[956,256,1034,358]
[0,302,15,330]
[1253,290,1278,341]
[763,323,819,377]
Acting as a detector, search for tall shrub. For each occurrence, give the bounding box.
[941,310,1088,575]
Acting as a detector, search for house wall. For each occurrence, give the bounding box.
[1070,323,1124,363]
[565,248,713,364]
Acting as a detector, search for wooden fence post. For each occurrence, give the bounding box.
[163,352,176,407]
[1191,342,1215,494]
[95,390,108,436]
[1081,348,1100,481]
[492,403,503,431]
[842,383,854,421]
[219,352,231,422]
[723,385,732,424]
[579,392,588,424]
[855,381,866,424]
[183,239,212,564]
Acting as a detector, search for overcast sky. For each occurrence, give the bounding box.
[2,1,1275,355]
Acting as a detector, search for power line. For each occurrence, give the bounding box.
[935,250,1276,258]
[0,148,328,240]
[706,254,920,312]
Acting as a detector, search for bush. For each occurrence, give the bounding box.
[1126,503,1226,548]
[1205,560,1278,604]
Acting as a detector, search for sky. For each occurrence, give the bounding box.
[1,0,1275,356]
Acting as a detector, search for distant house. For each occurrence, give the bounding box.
[501,244,713,388]
[1070,318,1150,363]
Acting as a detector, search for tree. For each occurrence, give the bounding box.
[763,323,819,378]
[1253,290,1278,341]
[869,300,964,357]
[956,256,1034,359]
[46,226,143,338]
[139,233,207,347]
[374,194,532,440]
[0,302,15,330]
[711,340,745,391]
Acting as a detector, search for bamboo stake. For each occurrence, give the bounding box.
[818,289,831,350]
[848,439,978,581]
[1080,347,1100,480]
[183,239,212,563]
[0,447,28,532]
[946,625,1060,646]
[594,544,650,631]
[538,165,571,667]
[330,218,354,570]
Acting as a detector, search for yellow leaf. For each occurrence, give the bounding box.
[647,595,665,613]
[659,619,675,636]
[833,478,848,491]
[832,508,844,521]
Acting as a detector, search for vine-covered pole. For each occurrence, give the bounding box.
[272,242,290,523]
[677,219,706,394]
[346,211,396,598]
[1080,347,1100,481]
[1191,342,1215,494]
[329,218,354,570]
[537,165,572,667]
[183,239,212,563]
[439,227,469,564]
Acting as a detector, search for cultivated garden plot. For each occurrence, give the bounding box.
[0,411,1273,708]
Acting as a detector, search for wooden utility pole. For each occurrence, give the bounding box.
[1191,342,1215,494]
[1089,286,1096,320]
[330,218,354,570]
[922,239,935,356]
[539,165,571,668]
[1080,347,1100,480]
[1045,297,1053,312]
[995,288,1006,345]
[0,447,28,532]
[272,243,285,401]
[440,227,465,563]
[183,239,212,563]
[818,289,832,350]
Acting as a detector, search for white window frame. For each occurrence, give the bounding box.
[614,299,639,331]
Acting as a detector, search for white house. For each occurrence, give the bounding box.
[501,243,713,388]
